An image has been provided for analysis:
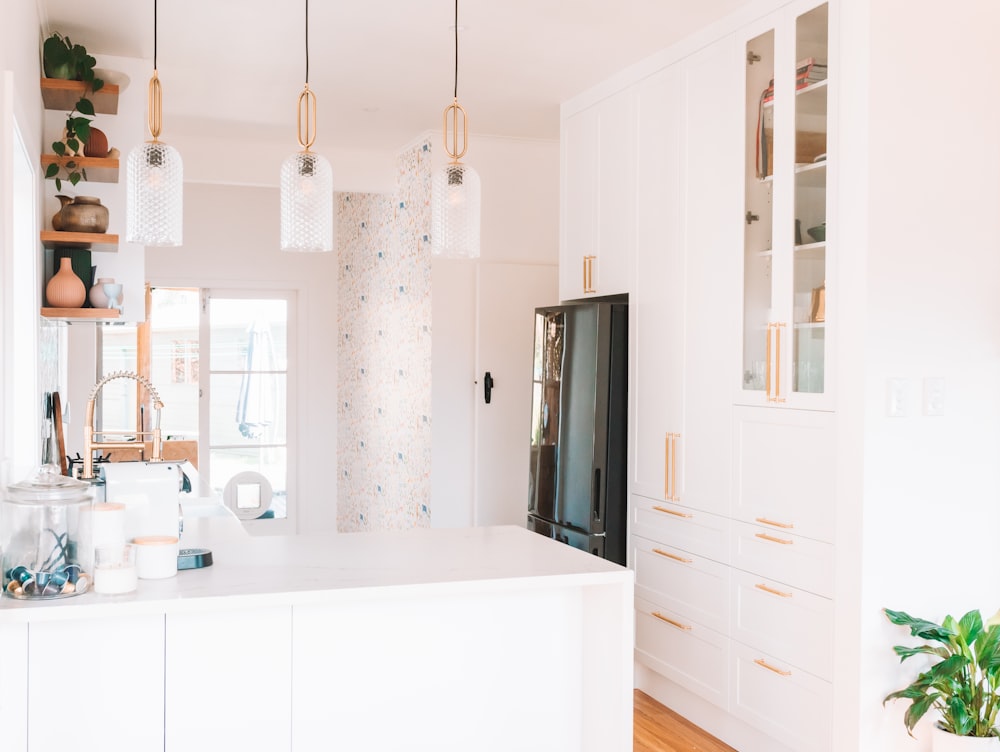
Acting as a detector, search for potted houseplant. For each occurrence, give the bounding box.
[42,33,105,190]
[884,608,1000,750]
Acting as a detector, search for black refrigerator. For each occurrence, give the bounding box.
[526,301,627,565]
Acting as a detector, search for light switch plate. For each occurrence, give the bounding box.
[887,378,907,417]
[923,377,945,416]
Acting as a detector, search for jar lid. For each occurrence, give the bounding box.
[6,464,92,504]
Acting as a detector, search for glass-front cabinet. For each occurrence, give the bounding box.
[740,1,832,409]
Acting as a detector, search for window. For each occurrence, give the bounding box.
[99,287,296,528]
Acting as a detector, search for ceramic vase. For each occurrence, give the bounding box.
[46,257,87,308]
[83,127,109,159]
[89,277,115,308]
[102,283,123,312]
[57,196,109,234]
[933,725,1000,752]
[51,195,72,231]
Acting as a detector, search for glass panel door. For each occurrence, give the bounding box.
[742,30,775,396]
[792,4,828,395]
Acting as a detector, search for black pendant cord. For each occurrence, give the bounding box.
[453,0,458,99]
[153,0,158,69]
[305,0,310,85]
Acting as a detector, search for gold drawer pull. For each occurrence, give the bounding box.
[756,516,794,529]
[755,583,793,598]
[755,532,793,545]
[653,548,692,564]
[651,612,692,631]
[754,658,792,677]
[653,505,692,519]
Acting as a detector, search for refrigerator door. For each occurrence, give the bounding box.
[527,304,611,535]
[526,514,606,560]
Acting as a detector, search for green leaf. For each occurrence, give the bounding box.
[959,610,984,645]
[80,168,88,182]
[76,98,95,117]
[66,138,80,154]
[54,177,62,191]
[52,141,66,157]
[884,609,955,643]
[69,172,81,186]
[45,163,59,179]
[91,78,104,93]
[74,120,91,142]
[903,693,938,735]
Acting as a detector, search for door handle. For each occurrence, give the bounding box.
[483,371,494,404]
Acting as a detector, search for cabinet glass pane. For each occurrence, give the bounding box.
[793,3,828,394]
[742,30,775,393]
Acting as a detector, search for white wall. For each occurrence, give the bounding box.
[145,182,340,534]
[430,134,559,528]
[847,1,1000,749]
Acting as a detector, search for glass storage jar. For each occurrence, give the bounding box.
[1,465,95,599]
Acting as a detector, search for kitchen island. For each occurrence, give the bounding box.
[0,521,633,752]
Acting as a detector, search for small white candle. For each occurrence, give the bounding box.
[133,535,179,579]
[80,503,127,573]
[93,565,137,595]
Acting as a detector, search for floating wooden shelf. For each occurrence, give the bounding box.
[41,307,120,321]
[41,154,119,183]
[40,230,119,252]
[40,78,120,114]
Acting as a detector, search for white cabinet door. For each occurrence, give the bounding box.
[631,36,739,518]
[0,622,27,751]
[560,88,635,301]
[29,613,165,752]
[732,405,835,543]
[165,606,292,751]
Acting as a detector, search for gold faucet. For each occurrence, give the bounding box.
[83,371,164,480]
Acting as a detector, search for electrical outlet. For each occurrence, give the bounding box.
[923,377,945,416]
[887,378,907,417]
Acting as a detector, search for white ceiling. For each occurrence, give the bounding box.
[38,0,748,154]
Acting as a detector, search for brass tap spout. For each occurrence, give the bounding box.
[83,371,164,480]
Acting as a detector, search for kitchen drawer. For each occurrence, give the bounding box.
[633,534,729,634]
[631,494,730,563]
[730,640,832,752]
[635,596,728,710]
[732,407,835,544]
[730,568,833,680]
[731,519,833,598]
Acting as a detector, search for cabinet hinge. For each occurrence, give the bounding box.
[747,50,762,65]
[745,210,760,225]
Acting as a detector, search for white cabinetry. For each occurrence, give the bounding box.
[165,606,292,751]
[0,622,27,750]
[560,87,635,300]
[28,613,165,751]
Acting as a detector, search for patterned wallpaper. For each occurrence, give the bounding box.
[337,140,433,531]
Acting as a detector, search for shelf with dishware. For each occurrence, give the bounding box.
[40,230,119,252]
[40,154,119,183]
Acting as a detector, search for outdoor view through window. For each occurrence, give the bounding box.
[100,288,292,521]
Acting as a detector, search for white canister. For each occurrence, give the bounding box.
[93,544,137,595]
[79,502,126,573]
[133,535,179,579]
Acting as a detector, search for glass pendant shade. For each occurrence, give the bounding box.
[431,162,481,259]
[126,141,183,246]
[280,150,334,252]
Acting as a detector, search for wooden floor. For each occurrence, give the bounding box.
[634,690,737,752]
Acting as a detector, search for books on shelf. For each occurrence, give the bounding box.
[761,57,827,103]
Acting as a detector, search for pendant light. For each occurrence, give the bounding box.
[280,0,334,252]
[430,0,481,259]
[126,0,183,246]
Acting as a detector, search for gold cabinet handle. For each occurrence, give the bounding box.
[652,612,692,631]
[582,256,588,292]
[755,583,793,598]
[583,255,596,293]
[756,516,794,529]
[653,548,692,564]
[754,658,792,676]
[653,505,692,519]
[755,532,794,545]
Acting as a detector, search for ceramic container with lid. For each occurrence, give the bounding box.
[1,465,95,598]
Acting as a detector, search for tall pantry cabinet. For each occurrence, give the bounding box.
[559,1,838,750]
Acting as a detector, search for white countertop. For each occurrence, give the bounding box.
[0,522,631,622]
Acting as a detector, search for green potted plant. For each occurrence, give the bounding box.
[42,33,105,190]
[884,608,1000,750]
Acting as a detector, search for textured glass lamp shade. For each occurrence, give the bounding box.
[280,151,334,252]
[126,141,184,246]
[431,163,481,259]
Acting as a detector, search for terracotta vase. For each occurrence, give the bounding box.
[46,257,87,308]
[89,277,115,308]
[58,196,109,234]
[83,127,109,159]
